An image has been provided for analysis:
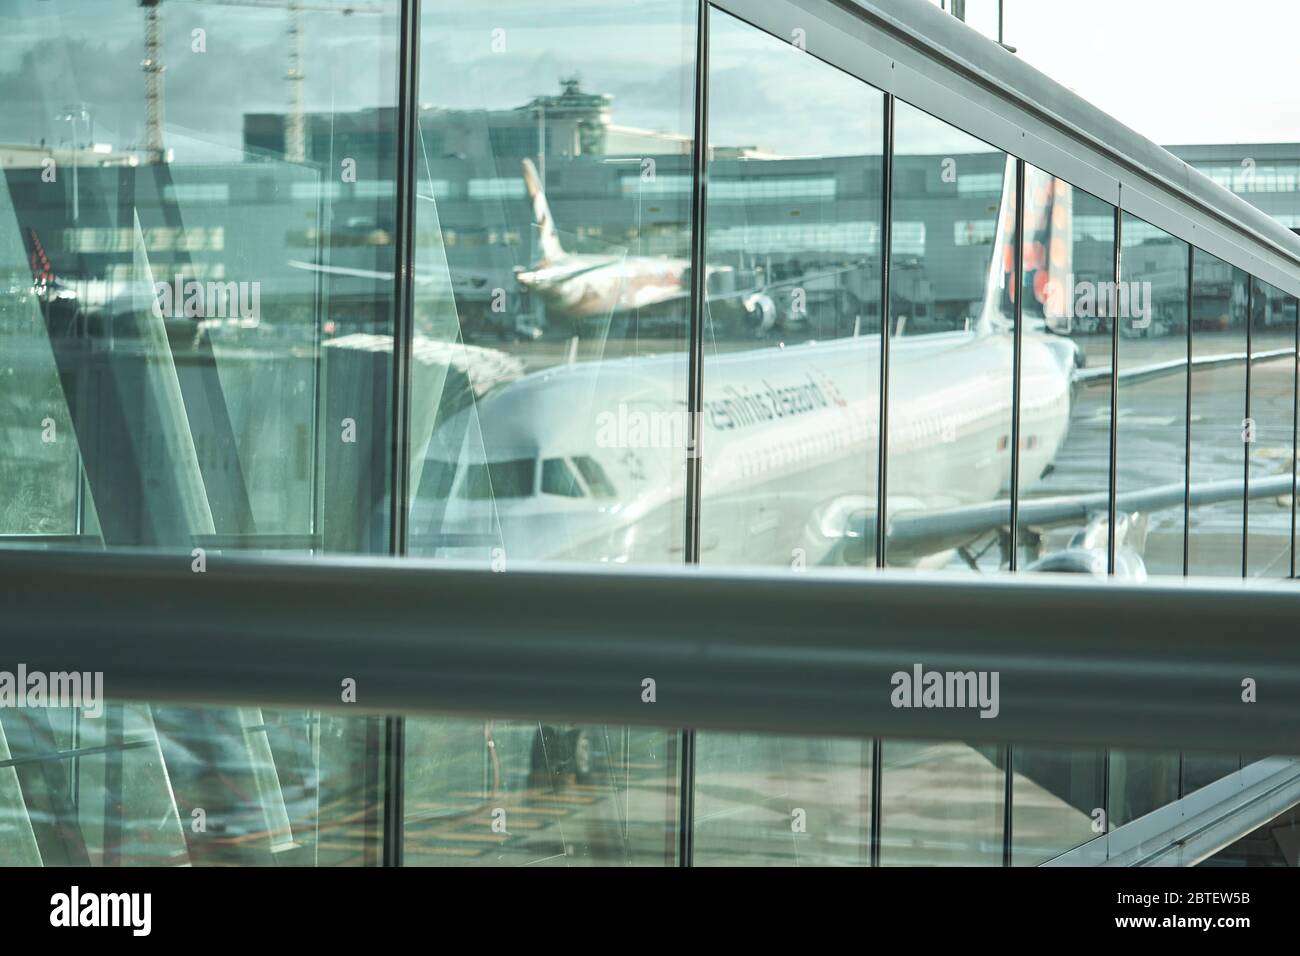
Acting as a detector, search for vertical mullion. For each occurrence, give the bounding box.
[876,96,895,570]
[1003,158,1025,867]
[1106,204,1122,574]
[382,0,422,868]
[1101,203,1123,835]
[1184,245,1194,577]
[1291,296,1298,579]
[1243,278,1253,579]
[1007,159,1025,571]
[869,92,895,870]
[679,0,712,869]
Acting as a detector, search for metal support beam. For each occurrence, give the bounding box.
[2,549,1299,754]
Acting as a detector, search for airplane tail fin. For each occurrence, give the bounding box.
[25,226,56,291]
[973,155,1018,336]
[521,158,565,264]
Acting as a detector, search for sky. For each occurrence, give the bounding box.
[0,0,1293,164]
[950,0,1300,146]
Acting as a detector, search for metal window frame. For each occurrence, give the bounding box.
[680,0,713,869]
[382,0,423,869]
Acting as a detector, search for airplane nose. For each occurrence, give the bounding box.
[1044,335,1082,375]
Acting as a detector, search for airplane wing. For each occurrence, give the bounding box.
[287,259,501,287]
[825,473,1295,563]
[1074,347,1295,387]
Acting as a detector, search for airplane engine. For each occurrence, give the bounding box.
[741,291,777,334]
[1024,546,1147,580]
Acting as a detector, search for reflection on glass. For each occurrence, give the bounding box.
[1016,169,1113,574]
[694,734,872,867]
[1188,251,1248,575]
[1105,215,1190,820]
[880,740,1004,865]
[877,102,1010,864]
[885,100,1013,572]
[0,703,385,865]
[1011,745,1105,865]
[0,0,402,864]
[1245,279,1296,579]
[1115,215,1188,576]
[402,720,676,866]
[1181,251,1250,795]
[1008,169,1112,862]
[693,7,883,866]
[1109,748,1179,827]
[405,0,699,865]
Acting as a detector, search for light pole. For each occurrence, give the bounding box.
[60,104,92,223]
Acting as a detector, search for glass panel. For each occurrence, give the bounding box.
[1009,169,1113,863]
[1246,279,1296,579]
[1115,215,1189,577]
[876,100,1011,864]
[1188,250,1249,575]
[880,740,1004,866]
[1181,249,1250,796]
[404,0,700,865]
[885,100,1013,569]
[0,702,385,866]
[1017,168,1114,570]
[691,7,884,867]
[0,0,402,864]
[1109,748,1180,827]
[1011,745,1105,864]
[1105,215,1191,824]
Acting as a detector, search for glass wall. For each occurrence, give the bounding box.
[692,7,883,866]
[399,0,701,866]
[1187,250,1250,575]
[1105,214,1188,829]
[0,0,1295,868]
[875,101,1011,865]
[884,100,1013,572]
[1009,168,1113,863]
[0,0,403,866]
[1180,249,1252,797]
[1245,278,1297,579]
[1115,215,1190,577]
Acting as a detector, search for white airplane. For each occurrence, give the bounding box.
[514,158,863,334]
[411,157,1296,578]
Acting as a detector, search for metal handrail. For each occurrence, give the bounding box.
[1,547,1296,754]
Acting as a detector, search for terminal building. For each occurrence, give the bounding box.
[0,0,1298,868]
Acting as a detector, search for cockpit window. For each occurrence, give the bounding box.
[418,458,457,500]
[541,458,584,498]
[460,459,536,500]
[572,456,616,498]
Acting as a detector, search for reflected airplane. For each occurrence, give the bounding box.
[413,158,1296,577]
[515,158,862,334]
[512,158,758,327]
[291,159,859,337]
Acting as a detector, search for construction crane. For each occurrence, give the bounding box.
[138,0,382,164]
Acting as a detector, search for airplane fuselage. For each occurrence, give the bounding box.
[515,254,731,321]
[411,329,1077,568]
